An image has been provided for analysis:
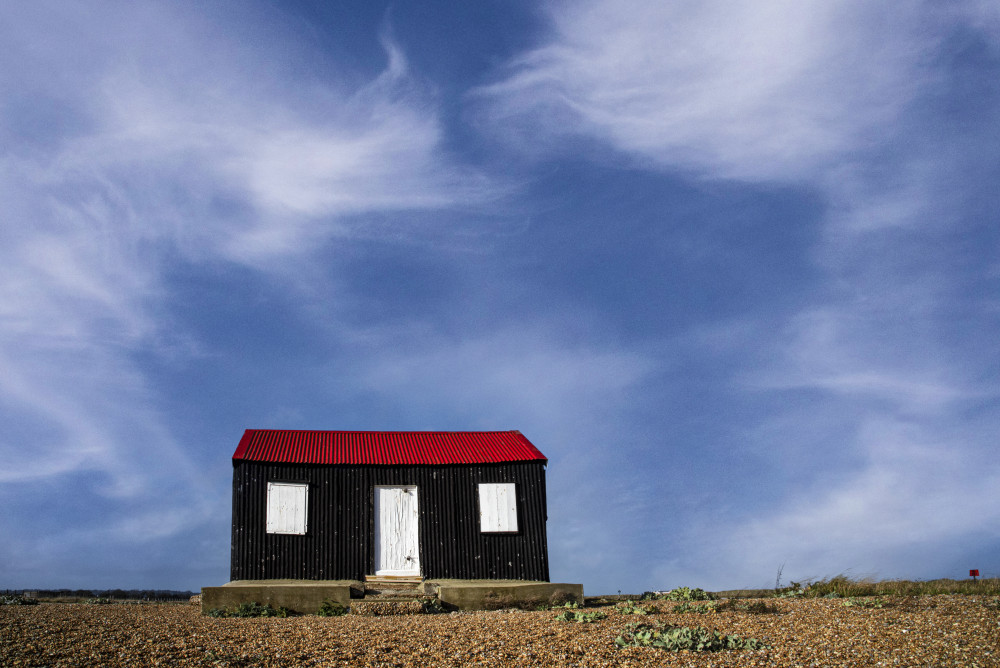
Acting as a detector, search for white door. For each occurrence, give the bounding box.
[374,485,420,576]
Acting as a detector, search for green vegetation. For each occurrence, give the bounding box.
[2,588,195,602]
[84,597,115,605]
[712,589,774,599]
[659,587,714,601]
[615,622,766,652]
[616,600,655,615]
[206,602,291,618]
[420,597,447,614]
[317,600,348,617]
[771,575,1000,599]
[483,591,546,611]
[774,582,805,598]
[551,600,579,610]
[231,602,290,617]
[554,609,607,623]
[844,597,889,609]
[1,594,39,605]
[672,601,718,614]
[548,591,579,608]
[716,599,780,614]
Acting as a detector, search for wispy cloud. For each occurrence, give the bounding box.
[481,0,1000,587]
[0,0,496,572]
[477,0,943,181]
[757,307,978,414]
[679,406,1000,585]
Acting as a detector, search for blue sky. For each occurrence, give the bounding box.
[2,0,999,594]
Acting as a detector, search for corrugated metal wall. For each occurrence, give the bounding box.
[230,461,549,581]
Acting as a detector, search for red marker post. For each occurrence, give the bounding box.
[970,569,979,583]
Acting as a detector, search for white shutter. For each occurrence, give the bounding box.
[479,483,518,532]
[266,482,308,534]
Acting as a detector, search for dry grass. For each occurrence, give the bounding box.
[718,576,1000,600]
[802,575,1000,598]
[2,594,999,666]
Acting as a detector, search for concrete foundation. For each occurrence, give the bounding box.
[201,580,355,615]
[432,580,583,610]
[201,579,584,614]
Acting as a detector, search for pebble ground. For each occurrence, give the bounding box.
[2,595,998,667]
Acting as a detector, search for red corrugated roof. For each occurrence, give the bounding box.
[232,430,547,465]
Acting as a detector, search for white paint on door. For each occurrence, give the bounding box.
[374,485,420,576]
[478,482,518,532]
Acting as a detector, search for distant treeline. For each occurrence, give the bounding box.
[2,588,196,600]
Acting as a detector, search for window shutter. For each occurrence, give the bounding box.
[479,482,517,532]
[266,482,308,534]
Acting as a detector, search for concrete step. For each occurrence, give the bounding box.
[365,588,425,596]
[351,598,426,616]
[363,595,424,602]
[363,575,426,598]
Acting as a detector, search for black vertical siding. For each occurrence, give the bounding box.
[230,461,549,581]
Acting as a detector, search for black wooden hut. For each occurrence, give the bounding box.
[230,430,550,581]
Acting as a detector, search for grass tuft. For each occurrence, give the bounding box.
[843,597,890,609]
[717,599,781,614]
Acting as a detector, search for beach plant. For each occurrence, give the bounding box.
[661,587,714,601]
[230,602,290,617]
[555,609,606,623]
[420,597,446,614]
[616,600,655,615]
[1,594,39,605]
[551,600,579,610]
[615,622,767,652]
